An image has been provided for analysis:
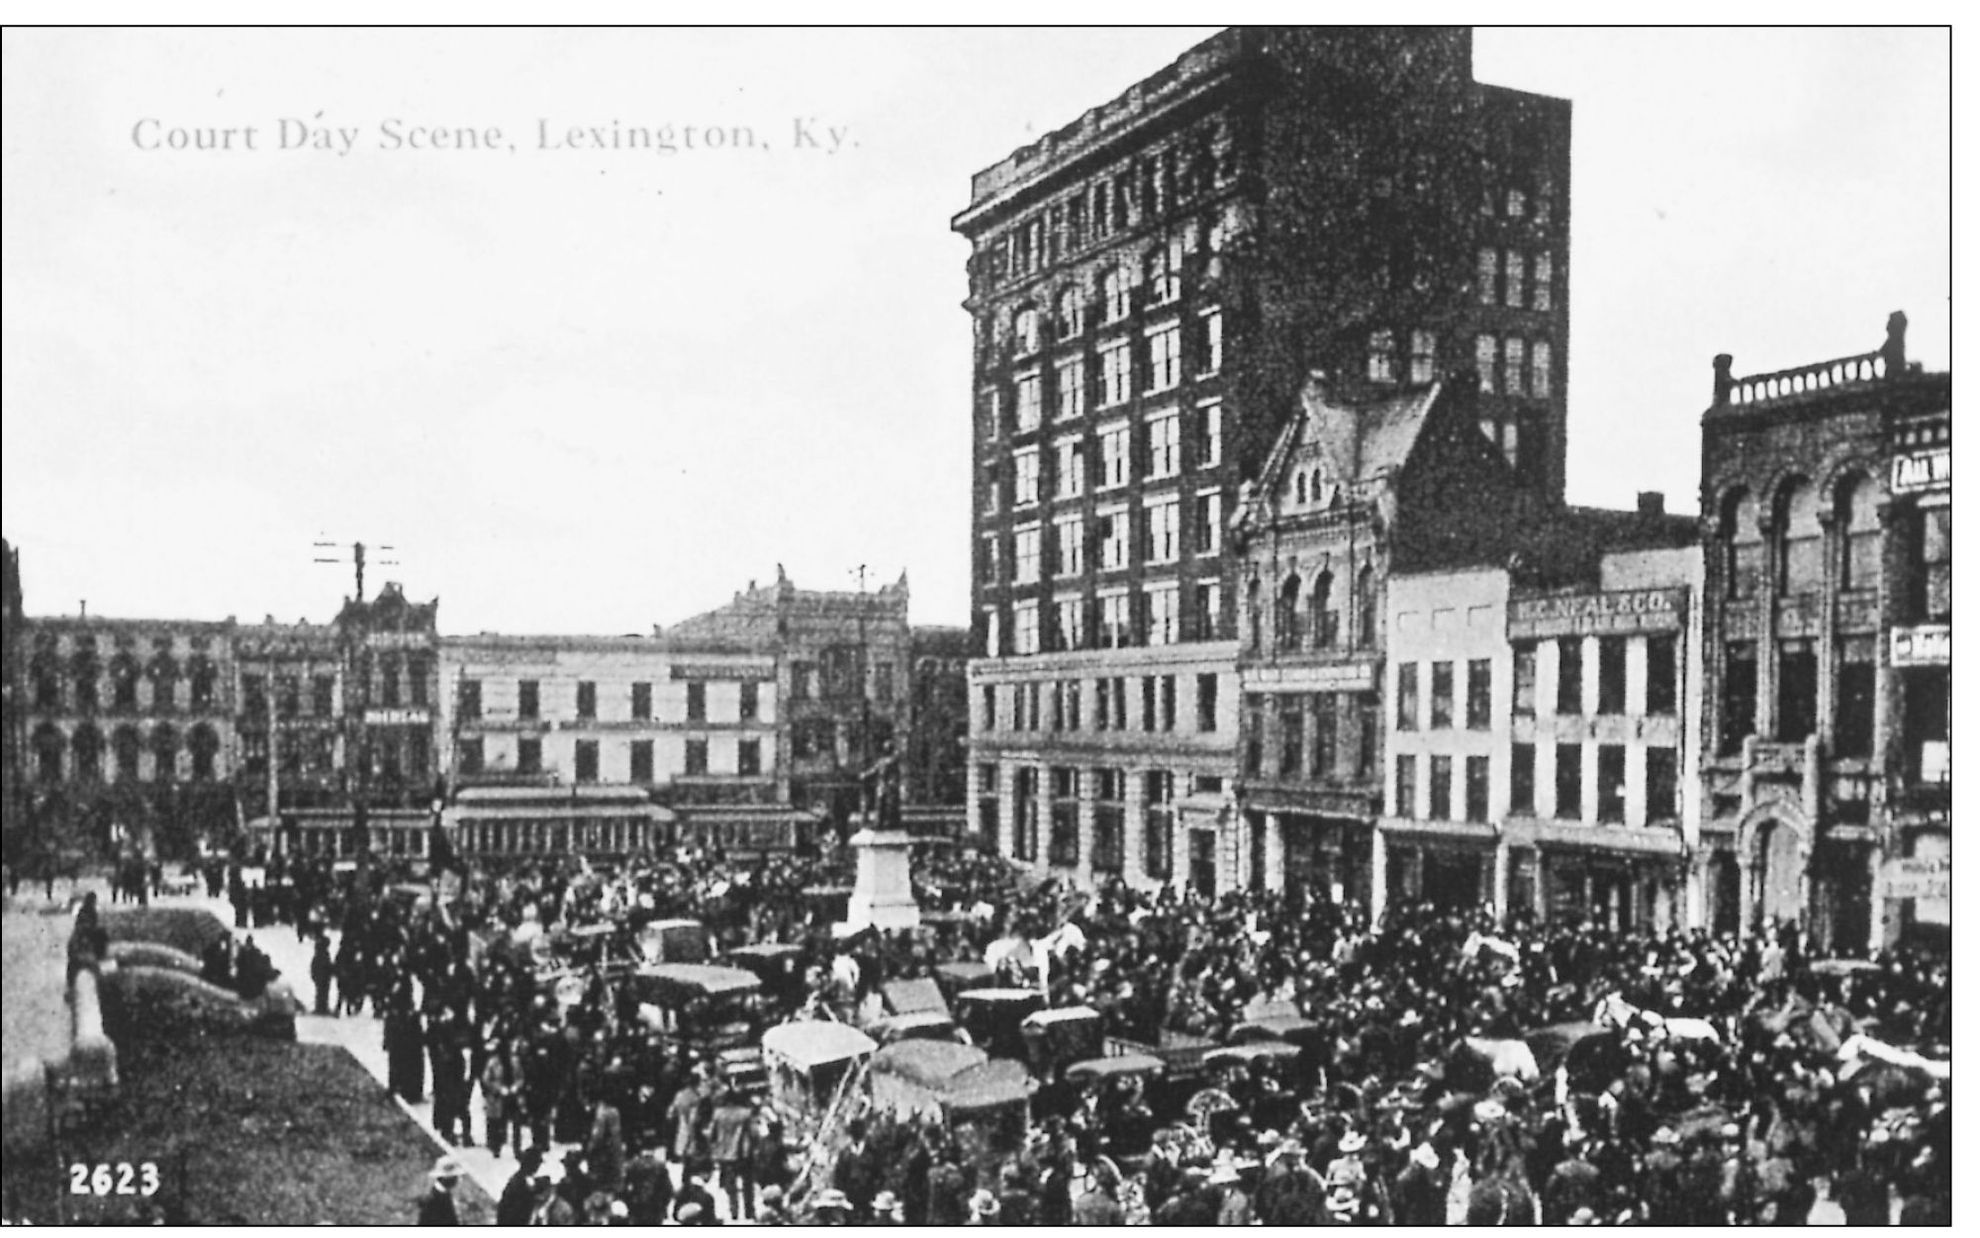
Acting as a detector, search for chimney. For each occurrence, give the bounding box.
[1712,354,1735,407]
[1637,491,1665,518]
[1881,310,1908,376]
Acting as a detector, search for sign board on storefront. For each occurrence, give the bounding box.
[1884,857,1950,901]
[365,706,430,725]
[1507,587,1687,640]
[1890,625,1950,667]
[670,663,777,681]
[1890,448,1951,495]
[1247,661,1377,691]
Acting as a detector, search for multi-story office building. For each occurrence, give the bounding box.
[663,569,914,829]
[1699,312,1950,951]
[957,27,1570,888]
[438,633,786,851]
[19,612,240,856]
[1233,371,1529,905]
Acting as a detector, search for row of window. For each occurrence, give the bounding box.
[457,678,758,724]
[986,672,1220,735]
[1240,691,1382,784]
[1504,636,1680,722]
[1476,333,1553,398]
[1007,253,1219,358]
[30,658,224,712]
[1482,183,1556,225]
[986,580,1225,656]
[788,656,894,704]
[1393,744,1679,825]
[1259,568,1382,654]
[986,319,1223,441]
[1475,247,1555,311]
[994,765,1181,877]
[241,674,342,722]
[457,736,764,780]
[989,405,1224,513]
[30,721,222,783]
[1396,659,1496,731]
[1722,481,1947,622]
[990,493,1224,586]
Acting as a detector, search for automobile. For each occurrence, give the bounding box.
[724,942,809,1011]
[637,918,713,965]
[953,987,1047,1061]
[869,1039,1035,1171]
[761,1020,878,1130]
[867,978,961,1045]
[628,962,770,1091]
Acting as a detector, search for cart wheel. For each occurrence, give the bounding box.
[1185,1087,1237,1136]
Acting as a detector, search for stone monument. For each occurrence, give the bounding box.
[840,751,921,933]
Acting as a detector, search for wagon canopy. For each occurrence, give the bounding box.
[1066,1052,1165,1082]
[762,1021,877,1072]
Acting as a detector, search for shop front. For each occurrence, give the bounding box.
[1278,812,1375,911]
[1380,821,1501,915]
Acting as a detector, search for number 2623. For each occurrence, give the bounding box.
[68,1161,161,1196]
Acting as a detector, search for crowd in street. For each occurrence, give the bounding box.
[204,840,1948,1225]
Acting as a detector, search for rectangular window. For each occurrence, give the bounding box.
[1645,746,1678,821]
[630,681,652,720]
[1598,637,1627,715]
[1100,593,1132,648]
[979,534,1002,585]
[1310,692,1337,779]
[1835,638,1877,758]
[1015,372,1043,432]
[1100,341,1132,406]
[1099,507,1130,571]
[1533,252,1553,312]
[1280,701,1305,777]
[575,739,600,782]
[1103,265,1131,321]
[1465,755,1491,823]
[738,739,762,777]
[1429,755,1454,820]
[1477,247,1499,305]
[1513,642,1537,716]
[1013,600,1041,655]
[1159,674,1177,732]
[1467,658,1493,730]
[517,736,542,774]
[1197,673,1219,732]
[630,739,654,783]
[1777,639,1819,744]
[981,685,997,732]
[1475,334,1498,394]
[1145,585,1180,646]
[1243,694,1264,776]
[980,389,1002,440]
[1395,753,1418,819]
[1147,412,1181,478]
[1197,402,1223,468]
[518,679,540,721]
[577,681,597,719]
[1053,518,1084,579]
[1596,744,1626,823]
[1143,771,1174,878]
[1511,742,1536,813]
[1147,323,1182,393]
[1645,635,1677,716]
[1092,769,1125,874]
[686,681,706,722]
[317,675,340,719]
[790,663,813,702]
[1015,526,1042,584]
[1409,330,1437,384]
[1054,438,1085,499]
[1354,693,1379,780]
[1145,498,1181,564]
[1055,357,1086,421]
[1531,340,1552,399]
[1556,639,1583,715]
[1055,596,1085,650]
[1397,662,1419,731]
[684,738,708,776]
[1504,337,1527,397]
[1194,490,1222,556]
[1505,251,1526,308]
[978,763,1002,853]
[1099,423,1131,489]
[1366,329,1397,383]
[1191,581,1221,642]
[380,662,401,708]
[1430,661,1454,729]
[1140,676,1158,733]
[740,680,759,721]
[1555,743,1582,820]
[1048,766,1080,867]
[1013,767,1038,861]
[1721,642,1758,754]
[1197,308,1223,375]
[1014,448,1041,506]
[458,737,485,776]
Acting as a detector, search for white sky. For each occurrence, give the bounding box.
[0,27,1952,633]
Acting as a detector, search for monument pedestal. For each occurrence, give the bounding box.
[840,828,921,933]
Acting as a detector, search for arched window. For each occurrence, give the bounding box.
[1356,565,1380,650]
[1246,577,1262,651]
[1014,306,1042,356]
[71,648,101,711]
[1314,570,1338,647]
[110,651,141,711]
[33,723,64,783]
[189,656,217,710]
[1277,575,1303,651]
[72,724,104,782]
[1722,488,1762,600]
[189,724,220,781]
[152,724,180,782]
[148,650,180,713]
[1056,287,1084,341]
[1296,473,1307,505]
[1778,478,1823,595]
[1102,265,1131,323]
[31,647,61,710]
[1837,473,1884,592]
[113,725,142,781]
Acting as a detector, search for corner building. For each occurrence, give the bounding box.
[1698,313,1950,952]
[956,27,1570,891]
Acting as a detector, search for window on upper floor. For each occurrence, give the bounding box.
[1722,489,1763,601]
[1015,307,1042,357]
[1646,635,1678,717]
[1055,357,1085,422]
[1409,331,1437,384]
[1103,265,1131,323]
[1147,323,1182,393]
[1556,639,1583,715]
[1720,642,1758,755]
[1475,333,1498,394]
[1015,372,1043,432]
[1057,287,1085,341]
[1477,248,1499,305]
[1778,478,1824,595]
[1839,473,1885,592]
[1367,329,1397,384]
[1147,411,1181,478]
[1513,642,1537,716]
[1597,637,1627,715]
[1533,252,1554,311]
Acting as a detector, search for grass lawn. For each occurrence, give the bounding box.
[6,1035,493,1224]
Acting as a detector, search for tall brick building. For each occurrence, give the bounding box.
[1698,313,1950,951]
[957,27,1570,888]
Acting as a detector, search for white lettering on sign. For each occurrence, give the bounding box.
[1884,856,1951,901]
[365,707,429,726]
[1891,625,1950,666]
[1890,449,1951,494]
[1507,587,1687,639]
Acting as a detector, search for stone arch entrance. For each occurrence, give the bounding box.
[1737,804,1811,933]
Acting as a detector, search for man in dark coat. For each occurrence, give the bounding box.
[430,1015,472,1146]
[309,933,336,1016]
[1390,1142,1449,1226]
[416,1157,464,1225]
[495,1149,542,1227]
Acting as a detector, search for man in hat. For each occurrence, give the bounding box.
[869,1189,906,1225]
[527,1154,576,1227]
[1255,1134,1329,1225]
[707,1087,756,1220]
[496,1148,544,1228]
[418,1155,465,1225]
[1072,1156,1126,1226]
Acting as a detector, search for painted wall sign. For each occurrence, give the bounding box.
[1507,587,1687,639]
[1890,448,1951,494]
[365,706,430,725]
[1891,625,1950,667]
[669,663,777,681]
[1884,856,1950,901]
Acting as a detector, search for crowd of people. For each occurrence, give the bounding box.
[198,838,1948,1225]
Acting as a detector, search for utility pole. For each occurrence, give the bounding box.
[853,564,872,833]
[314,539,397,872]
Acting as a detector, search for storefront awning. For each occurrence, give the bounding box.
[1529,820,1682,858]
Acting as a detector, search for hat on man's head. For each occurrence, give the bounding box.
[430,1156,464,1183]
